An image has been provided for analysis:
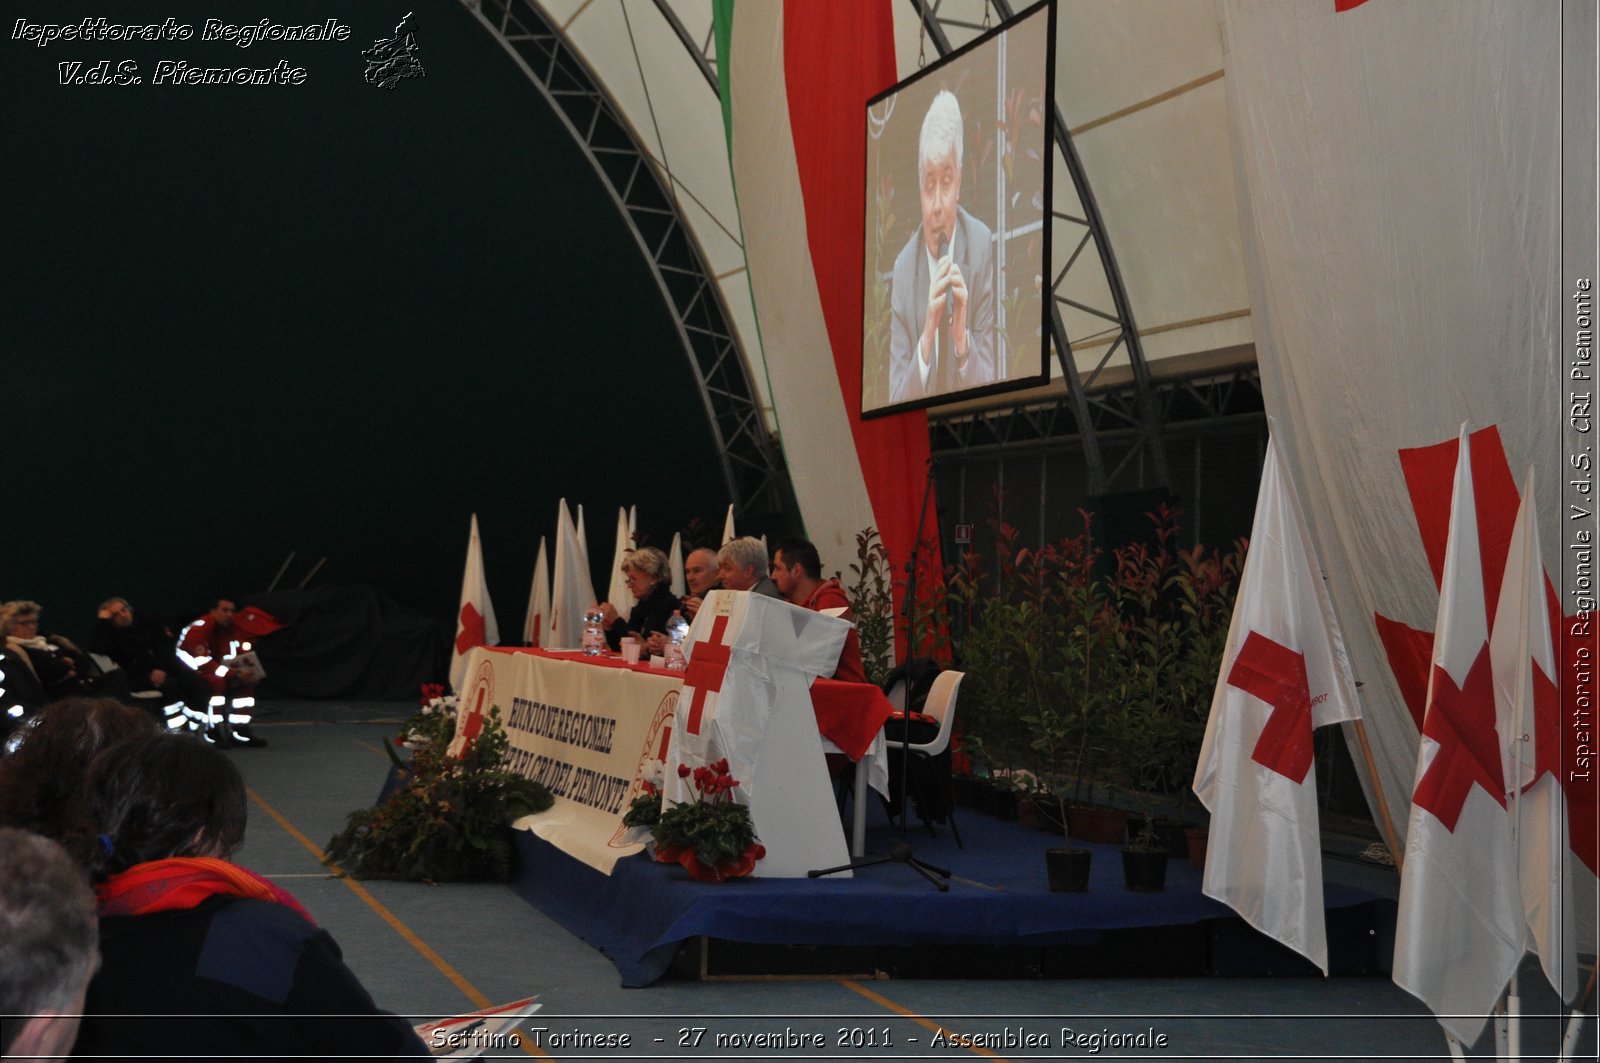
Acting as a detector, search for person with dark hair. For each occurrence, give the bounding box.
[72,732,428,1059]
[0,828,100,1063]
[176,598,266,748]
[90,597,212,736]
[769,538,868,684]
[0,697,156,867]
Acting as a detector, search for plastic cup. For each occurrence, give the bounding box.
[621,640,642,665]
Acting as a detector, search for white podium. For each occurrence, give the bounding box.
[661,590,854,877]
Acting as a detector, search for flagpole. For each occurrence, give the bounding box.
[1560,964,1598,1062]
[1351,719,1404,873]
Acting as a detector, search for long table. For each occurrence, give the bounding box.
[453,646,890,876]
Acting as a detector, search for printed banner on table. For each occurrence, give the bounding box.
[455,647,678,874]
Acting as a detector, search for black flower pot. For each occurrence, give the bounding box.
[1120,847,1168,892]
[1046,847,1092,892]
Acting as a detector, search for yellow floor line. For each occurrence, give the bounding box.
[246,786,548,1059]
[837,979,1014,1061]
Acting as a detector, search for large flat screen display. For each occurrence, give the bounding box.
[860,0,1055,418]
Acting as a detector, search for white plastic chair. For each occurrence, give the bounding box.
[884,669,964,848]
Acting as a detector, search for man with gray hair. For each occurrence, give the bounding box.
[716,537,781,599]
[0,828,99,1061]
[889,88,996,404]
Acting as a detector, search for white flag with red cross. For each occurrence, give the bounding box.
[606,506,638,616]
[549,499,596,651]
[1488,470,1576,1002]
[1193,433,1361,974]
[522,536,550,648]
[449,513,500,693]
[1392,426,1525,1045]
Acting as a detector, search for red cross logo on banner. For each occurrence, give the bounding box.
[1227,631,1316,784]
[1412,645,1506,831]
[455,602,486,656]
[456,683,488,756]
[683,613,734,735]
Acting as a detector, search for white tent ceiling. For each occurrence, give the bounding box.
[512,0,1256,425]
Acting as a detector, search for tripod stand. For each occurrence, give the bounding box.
[808,458,951,890]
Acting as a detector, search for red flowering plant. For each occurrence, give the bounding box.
[649,758,765,882]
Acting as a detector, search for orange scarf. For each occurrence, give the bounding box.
[96,857,313,923]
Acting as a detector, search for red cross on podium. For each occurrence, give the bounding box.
[683,613,735,735]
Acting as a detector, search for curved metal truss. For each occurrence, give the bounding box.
[913,0,1169,493]
[460,0,792,517]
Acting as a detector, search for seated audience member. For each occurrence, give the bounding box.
[1,601,129,703]
[177,598,266,749]
[592,547,680,652]
[0,698,156,866]
[73,733,429,1059]
[0,643,50,740]
[769,538,868,684]
[679,546,721,621]
[90,597,211,736]
[717,536,782,598]
[0,829,100,1063]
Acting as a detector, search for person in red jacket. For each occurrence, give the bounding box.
[176,599,265,748]
[768,539,868,685]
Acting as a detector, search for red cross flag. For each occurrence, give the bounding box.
[449,513,500,692]
[1489,470,1576,1003]
[1393,426,1525,1046]
[522,536,550,648]
[1193,432,1360,974]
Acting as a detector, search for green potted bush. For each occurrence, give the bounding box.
[1099,507,1246,891]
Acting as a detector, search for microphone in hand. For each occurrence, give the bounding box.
[936,234,953,328]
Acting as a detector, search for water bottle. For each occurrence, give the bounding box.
[581,608,606,656]
[664,611,690,671]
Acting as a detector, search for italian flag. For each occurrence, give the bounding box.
[715,0,937,642]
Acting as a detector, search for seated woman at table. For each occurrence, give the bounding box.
[592,546,680,652]
[72,732,429,1059]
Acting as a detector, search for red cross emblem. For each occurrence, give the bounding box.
[1227,631,1316,783]
[455,601,486,656]
[1375,426,1595,870]
[682,613,734,735]
[456,683,488,756]
[1412,645,1506,830]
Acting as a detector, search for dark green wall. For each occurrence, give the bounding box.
[3,1,728,636]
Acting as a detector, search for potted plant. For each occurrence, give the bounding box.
[1098,506,1244,891]
[325,688,553,882]
[649,758,766,882]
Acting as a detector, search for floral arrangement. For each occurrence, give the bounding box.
[324,685,553,882]
[649,758,764,882]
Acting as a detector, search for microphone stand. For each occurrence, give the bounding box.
[809,457,951,890]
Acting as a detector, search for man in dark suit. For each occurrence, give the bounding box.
[889,89,996,404]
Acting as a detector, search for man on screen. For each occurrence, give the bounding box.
[889,89,996,404]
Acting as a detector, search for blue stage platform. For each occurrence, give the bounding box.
[505,800,1393,987]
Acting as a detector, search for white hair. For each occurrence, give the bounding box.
[918,90,964,183]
